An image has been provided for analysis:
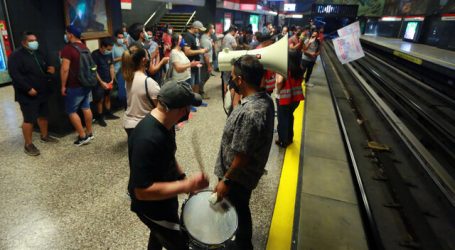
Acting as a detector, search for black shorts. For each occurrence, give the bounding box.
[92,85,111,102]
[19,100,48,123]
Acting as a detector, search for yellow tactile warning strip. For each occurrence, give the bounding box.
[266,84,306,250]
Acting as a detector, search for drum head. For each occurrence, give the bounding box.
[182,191,238,245]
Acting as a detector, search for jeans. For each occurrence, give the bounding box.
[227,182,253,250]
[64,87,91,114]
[301,60,316,83]
[276,99,299,145]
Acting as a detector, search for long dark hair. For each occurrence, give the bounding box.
[289,50,303,80]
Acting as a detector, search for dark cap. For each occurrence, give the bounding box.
[66,25,82,39]
[158,80,202,109]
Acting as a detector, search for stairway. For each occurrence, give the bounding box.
[158,12,195,33]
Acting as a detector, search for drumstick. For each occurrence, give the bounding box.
[191,132,206,174]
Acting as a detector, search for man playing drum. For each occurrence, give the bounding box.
[128,80,209,250]
[214,55,275,249]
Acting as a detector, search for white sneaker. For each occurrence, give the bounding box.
[305,83,314,87]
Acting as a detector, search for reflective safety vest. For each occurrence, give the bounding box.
[263,70,275,93]
[279,73,304,105]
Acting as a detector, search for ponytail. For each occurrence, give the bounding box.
[122,49,135,84]
[121,44,147,85]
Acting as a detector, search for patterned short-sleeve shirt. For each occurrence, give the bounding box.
[214,91,275,190]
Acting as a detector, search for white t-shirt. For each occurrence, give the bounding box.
[170,49,191,82]
[123,71,160,129]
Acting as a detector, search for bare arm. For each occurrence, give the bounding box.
[60,58,70,96]
[135,173,208,201]
[109,64,115,83]
[173,60,199,73]
[183,46,207,57]
[275,73,284,91]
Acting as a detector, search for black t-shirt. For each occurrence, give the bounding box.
[128,114,180,221]
[91,49,113,83]
[182,31,200,62]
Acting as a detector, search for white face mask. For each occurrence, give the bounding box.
[168,29,173,35]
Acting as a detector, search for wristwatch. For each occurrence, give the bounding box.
[221,176,232,186]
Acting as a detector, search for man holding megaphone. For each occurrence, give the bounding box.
[214,55,275,250]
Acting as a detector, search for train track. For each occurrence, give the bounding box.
[320,42,455,250]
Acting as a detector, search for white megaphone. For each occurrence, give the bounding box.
[218,35,288,76]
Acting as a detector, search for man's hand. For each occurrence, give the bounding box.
[28,88,38,96]
[101,81,110,90]
[200,48,208,54]
[61,86,66,96]
[184,173,209,193]
[161,57,170,64]
[47,66,56,74]
[214,179,230,201]
[190,61,201,67]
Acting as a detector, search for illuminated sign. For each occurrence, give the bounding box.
[284,3,296,11]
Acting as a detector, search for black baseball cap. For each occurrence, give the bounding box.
[158,80,202,109]
[66,25,82,39]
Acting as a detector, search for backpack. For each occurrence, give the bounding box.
[70,44,98,88]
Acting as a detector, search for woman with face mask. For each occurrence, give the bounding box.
[301,30,321,87]
[168,33,200,86]
[122,44,161,137]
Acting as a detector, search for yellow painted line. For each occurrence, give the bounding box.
[266,83,306,250]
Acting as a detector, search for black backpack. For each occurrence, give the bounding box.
[70,44,98,88]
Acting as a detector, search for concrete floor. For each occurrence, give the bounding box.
[0,73,284,249]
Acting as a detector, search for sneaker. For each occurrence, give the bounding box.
[200,101,208,107]
[74,136,90,146]
[191,106,198,112]
[24,143,40,156]
[40,135,59,143]
[305,83,314,88]
[87,133,94,140]
[95,118,107,127]
[104,112,120,120]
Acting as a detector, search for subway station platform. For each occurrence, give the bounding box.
[0,63,367,249]
[361,35,455,71]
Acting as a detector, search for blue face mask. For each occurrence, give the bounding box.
[179,38,186,48]
[117,38,124,45]
[123,32,128,37]
[103,50,112,56]
[64,34,69,43]
[27,41,39,51]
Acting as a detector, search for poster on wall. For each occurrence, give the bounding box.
[121,0,132,10]
[333,33,365,64]
[64,0,113,39]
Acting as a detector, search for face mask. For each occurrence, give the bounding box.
[28,41,39,51]
[123,32,128,37]
[178,107,190,123]
[117,38,124,45]
[143,30,151,42]
[64,34,69,43]
[229,78,241,94]
[168,29,173,35]
[103,50,112,55]
[179,38,186,48]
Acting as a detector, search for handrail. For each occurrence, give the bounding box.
[182,11,196,32]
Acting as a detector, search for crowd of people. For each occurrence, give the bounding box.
[8,18,323,249]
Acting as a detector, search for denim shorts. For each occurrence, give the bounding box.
[65,87,91,114]
[190,68,201,86]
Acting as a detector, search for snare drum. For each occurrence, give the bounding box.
[181,190,238,249]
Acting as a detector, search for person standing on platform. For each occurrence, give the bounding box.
[122,44,160,137]
[162,24,173,71]
[214,55,274,250]
[91,37,117,127]
[8,31,59,156]
[60,25,93,146]
[128,80,208,250]
[113,30,127,108]
[275,51,304,148]
[200,24,214,100]
[302,30,321,87]
[181,21,209,101]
